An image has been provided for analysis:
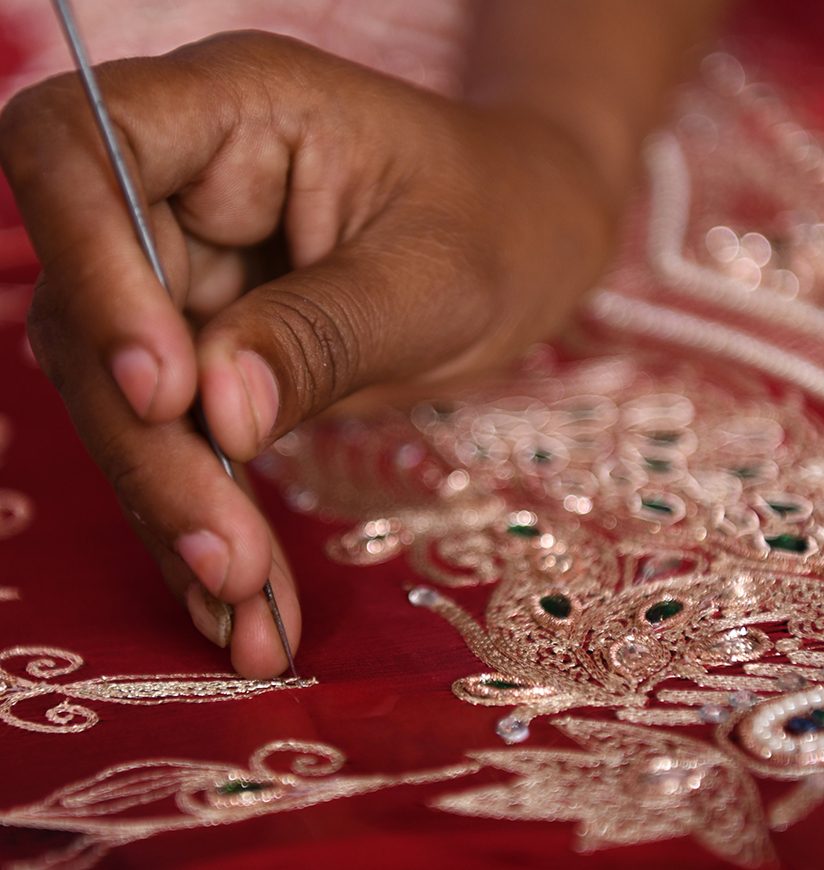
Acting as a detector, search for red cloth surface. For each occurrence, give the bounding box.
[3,3,824,870]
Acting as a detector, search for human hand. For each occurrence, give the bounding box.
[0,32,613,676]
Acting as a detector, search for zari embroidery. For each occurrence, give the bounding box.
[588,52,824,394]
[435,717,773,867]
[0,646,316,734]
[0,739,479,870]
[263,337,824,862]
[11,51,824,869]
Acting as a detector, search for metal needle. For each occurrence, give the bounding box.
[51,0,299,680]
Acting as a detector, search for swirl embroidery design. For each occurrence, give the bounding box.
[0,647,316,734]
[0,740,479,870]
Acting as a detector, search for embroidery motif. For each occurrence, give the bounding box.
[587,52,824,396]
[0,587,19,602]
[0,739,479,869]
[264,346,824,859]
[0,646,316,734]
[435,717,773,867]
[8,51,824,869]
[407,564,824,727]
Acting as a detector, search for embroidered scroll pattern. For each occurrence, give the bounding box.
[436,717,773,867]
[3,714,805,870]
[0,739,480,870]
[263,352,824,864]
[0,646,316,734]
[9,54,824,870]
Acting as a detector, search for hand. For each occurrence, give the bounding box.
[0,32,612,677]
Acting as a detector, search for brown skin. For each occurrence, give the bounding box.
[0,2,725,677]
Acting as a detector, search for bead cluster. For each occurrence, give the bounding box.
[739,687,824,765]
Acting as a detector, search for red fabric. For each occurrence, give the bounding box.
[3,3,824,869]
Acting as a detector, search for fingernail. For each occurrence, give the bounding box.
[186,583,233,648]
[176,530,230,596]
[111,345,159,418]
[235,350,279,444]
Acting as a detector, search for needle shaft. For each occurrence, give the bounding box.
[51,0,298,680]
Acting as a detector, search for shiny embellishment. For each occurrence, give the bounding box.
[0,739,480,868]
[256,52,824,863]
[538,593,571,619]
[0,646,316,734]
[434,717,773,867]
[482,677,522,690]
[505,510,541,537]
[729,690,759,710]
[699,704,730,724]
[785,716,819,735]
[735,687,824,766]
[764,533,808,554]
[644,599,684,623]
[495,713,531,745]
[506,522,541,538]
[407,586,440,608]
[216,778,269,796]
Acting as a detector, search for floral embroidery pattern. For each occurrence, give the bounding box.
[5,715,812,870]
[435,717,772,867]
[264,350,824,862]
[9,52,824,869]
[0,739,479,869]
[0,646,316,734]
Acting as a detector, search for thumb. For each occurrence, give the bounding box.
[196,227,493,460]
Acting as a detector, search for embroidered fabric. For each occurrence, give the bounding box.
[6,4,824,870]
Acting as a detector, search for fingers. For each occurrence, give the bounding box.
[231,566,302,679]
[0,35,297,426]
[63,327,300,676]
[197,209,496,460]
[0,78,201,423]
[130,508,301,678]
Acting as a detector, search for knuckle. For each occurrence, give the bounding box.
[0,74,82,172]
[269,289,360,413]
[107,449,148,508]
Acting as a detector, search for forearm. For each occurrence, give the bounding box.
[465,0,730,208]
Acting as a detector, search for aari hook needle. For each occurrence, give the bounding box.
[50,0,299,680]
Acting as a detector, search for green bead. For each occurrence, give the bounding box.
[217,780,267,795]
[644,599,684,624]
[531,449,552,463]
[507,523,541,538]
[644,457,672,473]
[811,709,824,727]
[765,534,808,554]
[540,593,572,619]
[766,501,798,517]
[483,678,521,690]
[641,498,673,515]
